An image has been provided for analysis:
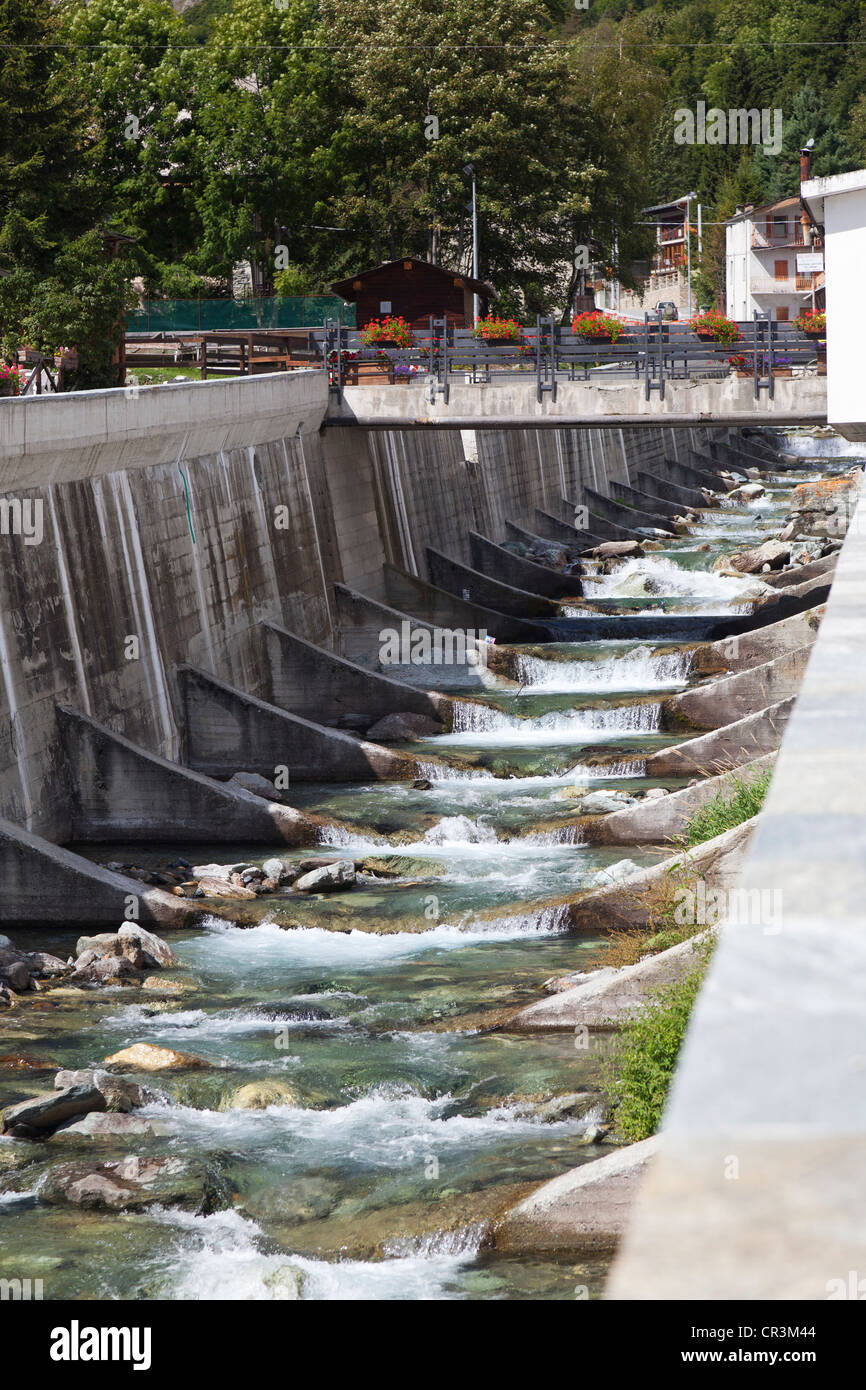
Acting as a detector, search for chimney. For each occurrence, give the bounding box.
[800,146,814,245]
[734,205,743,216]
[800,146,812,183]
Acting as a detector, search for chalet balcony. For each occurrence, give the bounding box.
[751,224,806,249]
[750,274,812,295]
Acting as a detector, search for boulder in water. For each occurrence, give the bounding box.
[2,1084,107,1138]
[294,859,356,893]
[220,1079,300,1111]
[579,791,636,815]
[728,482,766,501]
[589,858,642,886]
[591,540,644,560]
[40,1155,232,1214]
[196,875,258,900]
[103,1043,211,1071]
[118,923,177,969]
[727,539,790,574]
[365,712,443,741]
[262,857,293,883]
[54,1069,152,1112]
[230,770,289,803]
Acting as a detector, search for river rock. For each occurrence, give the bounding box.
[230,770,288,803]
[0,960,33,991]
[196,876,258,900]
[728,481,765,500]
[591,540,644,559]
[68,953,141,986]
[294,860,356,893]
[103,1043,211,1071]
[75,933,121,958]
[262,857,292,883]
[579,790,636,815]
[2,1084,106,1138]
[54,1069,153,1111]
[0,1052,57,1071]
[0,935,10,949]
[40,1155,232,1214]
[641,787,669,801]
[365,712,443,741]
[50,1111,161,1142]
[219,1079,300,1111]
[118,923,177,969]
[727,539,791,574]
[589,858,642,886]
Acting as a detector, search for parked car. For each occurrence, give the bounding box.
[656,301,679,321]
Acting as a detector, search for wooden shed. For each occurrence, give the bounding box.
[330,258,495,329]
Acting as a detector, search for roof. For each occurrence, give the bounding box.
[802,168,866,229]
[330,257,495,300]
[724,195,800,225]
[643,196,691,215]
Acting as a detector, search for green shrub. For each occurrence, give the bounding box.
[606,962,707,1142]
[682,769,771,847]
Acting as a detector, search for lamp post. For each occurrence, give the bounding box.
[464,163,479,325]
[684,191,698,319]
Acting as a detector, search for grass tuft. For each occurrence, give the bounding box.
[681,768,771,847]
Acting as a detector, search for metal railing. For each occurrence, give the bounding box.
[319,312,826,404]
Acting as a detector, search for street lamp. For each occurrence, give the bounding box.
[464,163,479,325]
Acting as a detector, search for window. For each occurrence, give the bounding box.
[776,306,789,321]
[773,260,788,281]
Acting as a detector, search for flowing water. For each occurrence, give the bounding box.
[0,435,853,1300]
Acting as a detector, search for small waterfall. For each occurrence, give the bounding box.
[446,700,661,739]
[512,646,692,692]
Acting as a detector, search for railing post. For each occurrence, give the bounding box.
[430,316,449,403]
[535,316,557,403]
[753,311,773,398]
[645,309,664,401]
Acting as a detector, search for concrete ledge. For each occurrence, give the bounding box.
[508,934,711,1033]
[662,457,727,492]
[611,480,684,521]
[468,531,581,599]
[383,564,541,642]
[426,547,560,619]
[760,553,837,589]
[636,471,710,511]
[332,584,503,687]
[504,520,587,563]
[494,1138,661,1254]
[690,605,825,676]
[56,706,320,844]
[0,816,199,928]
[643,699,795,777]
[0,371,329,488]
[662,646,814,730]
[177,664,420,782]
[325,377,827,429]
[585,753,777,846]
[608,475,866,1301]
[262,623,451,724]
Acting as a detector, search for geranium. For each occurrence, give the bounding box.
[689,310,741,346]
[473,314,522,342]
[360,315,413,348]
[795,309,826,333]
[571,311,625,343]
[728,355,748,369]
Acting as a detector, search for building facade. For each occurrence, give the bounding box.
[725,196,817,322]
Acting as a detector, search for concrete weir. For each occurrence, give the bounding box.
[0,817,199,928]
[177,665,420,782]
[662,646,814,730]
[382,563,541,641]
[467,531,581,599]
[425,546,561,619]
[643,698,795,776]
[261,622,452,726]
[56,706,321,844]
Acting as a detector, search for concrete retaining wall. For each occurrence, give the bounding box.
[0,368,733,839]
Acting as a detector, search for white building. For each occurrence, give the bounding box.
[801,168,866,438]
[725,196,817,323]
